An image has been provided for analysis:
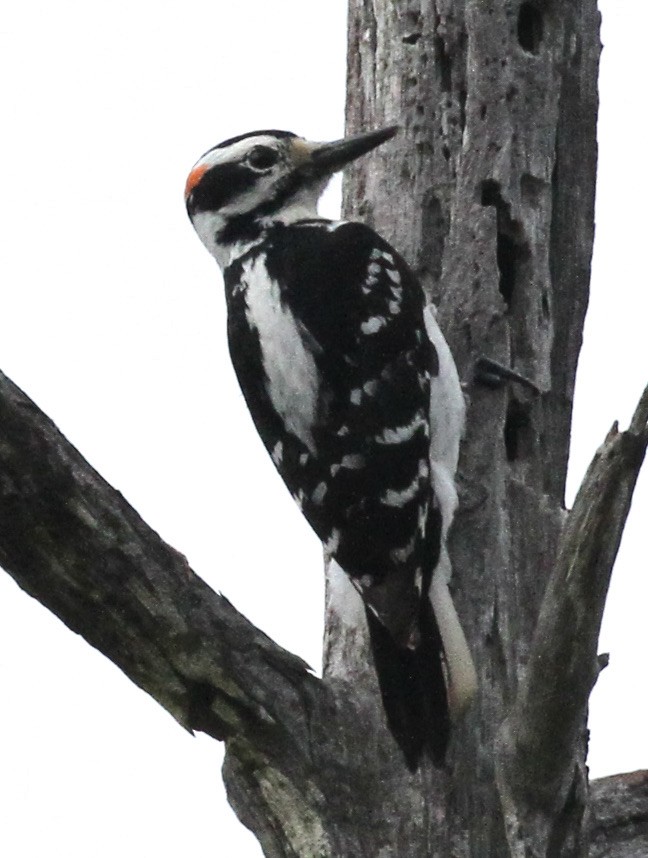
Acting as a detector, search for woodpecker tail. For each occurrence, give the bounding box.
[366,596,450,771]
[429,548,478,717]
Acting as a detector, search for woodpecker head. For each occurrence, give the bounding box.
[185,126,398,264]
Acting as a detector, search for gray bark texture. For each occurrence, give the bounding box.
[1,1,648,857]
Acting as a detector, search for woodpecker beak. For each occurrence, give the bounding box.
[307,126,399,175]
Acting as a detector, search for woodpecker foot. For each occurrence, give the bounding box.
[474,356,540,394]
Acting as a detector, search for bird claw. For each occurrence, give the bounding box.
[474,356,540,394]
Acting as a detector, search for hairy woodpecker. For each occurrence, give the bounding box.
[185,127,476,769]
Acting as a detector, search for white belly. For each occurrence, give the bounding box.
[241,256,320,452]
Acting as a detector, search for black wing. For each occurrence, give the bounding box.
[224,219,449,767]
[226,220,442,645]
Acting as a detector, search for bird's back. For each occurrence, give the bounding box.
[223,219,440,641]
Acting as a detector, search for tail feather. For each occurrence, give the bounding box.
[366,597,449,771]
[430,552,478,717]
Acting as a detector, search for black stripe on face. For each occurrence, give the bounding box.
[214,172,306,244]
[187,162,258,215]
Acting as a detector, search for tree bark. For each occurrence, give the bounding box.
[339,0,605,854]
[590,771,648,858]
[1,370,646,856]
[2,1,648,856]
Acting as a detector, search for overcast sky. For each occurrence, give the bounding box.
[0,2,646,856]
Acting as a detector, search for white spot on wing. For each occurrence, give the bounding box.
[381,474,421,507]
[361,316,387,335]
[386,268,401,284]
[370,248,395,265]
[323,528,340,559]
[375,412,427,444]
[340,453,365,469]
[330,453,365,476]
[350,388,362,405]
[271,440,283,465]
[241,256,319,453]
[312,481,328,504]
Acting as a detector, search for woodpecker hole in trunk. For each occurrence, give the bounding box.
[504,397,532,462]
[480,180,530,309]
[518,3,544,54]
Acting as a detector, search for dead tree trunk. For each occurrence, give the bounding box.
[1,1,648,856]
[338,0,604,853]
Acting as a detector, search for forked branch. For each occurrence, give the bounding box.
[498,385,648,821]
[3,364,648,856]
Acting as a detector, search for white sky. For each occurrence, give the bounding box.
[0,2,646,855]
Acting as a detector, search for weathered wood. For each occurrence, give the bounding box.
[4,0,648,855]
[0,371,316,739]
[590,771,648,858]
[336,0,603,854]
[498,388,648,854]
[2,366,647,856]
[0,368,411,856]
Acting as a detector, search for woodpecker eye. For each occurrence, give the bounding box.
[246,145,279,171]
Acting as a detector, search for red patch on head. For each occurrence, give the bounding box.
[185,164,209,199]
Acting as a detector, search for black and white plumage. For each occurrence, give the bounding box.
[185,127,476,769]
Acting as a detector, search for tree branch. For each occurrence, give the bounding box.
[498,385,648,818]
[590,771,648,857]
[0,369,317,750]
[1,368,414,856]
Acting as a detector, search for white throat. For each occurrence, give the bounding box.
[190,184,325,271]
